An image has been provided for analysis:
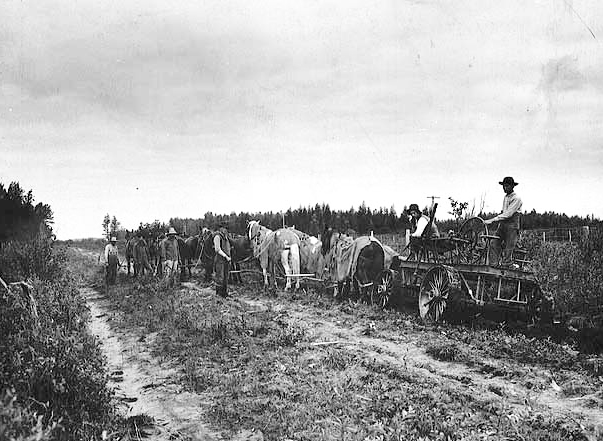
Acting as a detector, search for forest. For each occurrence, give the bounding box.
[118,201,600,240]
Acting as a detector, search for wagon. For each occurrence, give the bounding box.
[371,216,551,324]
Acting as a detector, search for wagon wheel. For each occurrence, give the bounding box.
[419,265,461,323]
[371,270,395,309]
[458,217,489,264]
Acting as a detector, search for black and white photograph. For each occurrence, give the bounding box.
[2,1,602,440]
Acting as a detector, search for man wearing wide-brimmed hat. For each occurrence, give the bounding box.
[160,227,181,286]
[485,177,523,266]
[408,204,439,238]
[406,203,440,258]
[213,221,232,298]
[104,236,120,285]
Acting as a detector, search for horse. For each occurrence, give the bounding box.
[148,237,160,271]
[133,237,153,276]
[125,237,136,276]
[197,229,216,282]
[288,227,325,278]
[155,234,166,277]
[321,227,385,299]
[228,233,254,283]
[177,235,199,279]
[247,220,301,291]
[196,230,253,284]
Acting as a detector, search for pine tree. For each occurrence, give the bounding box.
[110,216,120,236]
[102,214,111,239]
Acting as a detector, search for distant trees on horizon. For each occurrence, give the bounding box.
[99,201,602,240]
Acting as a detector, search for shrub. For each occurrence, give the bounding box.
[0,389,56,440]
[0,236,66,282]
[1,238,121,440]
[528,228,603,323]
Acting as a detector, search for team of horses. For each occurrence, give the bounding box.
[123,221,390,297]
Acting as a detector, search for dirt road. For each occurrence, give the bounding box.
[84,272,603,440]
[84,287,219,441]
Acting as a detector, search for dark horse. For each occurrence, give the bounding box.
[177,235,201,279]
[229,233,254,283]
[198,230,253,283]
[321,227,385,300]
[148,237,160,273]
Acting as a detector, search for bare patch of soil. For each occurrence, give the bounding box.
[84,287,218,441]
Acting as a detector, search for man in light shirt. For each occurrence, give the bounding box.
[484,176,523,266]
[160,227,180,286]
[407,204,440,259]
[408,204,440,238]
[104,236,120,285]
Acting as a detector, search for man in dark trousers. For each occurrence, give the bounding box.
[213,222,232,297]
[104,236,120,285]
[485,176,523,266]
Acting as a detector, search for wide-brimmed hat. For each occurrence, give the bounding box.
[499,176,518,186]
[167,227,178,235]
[110,236,117,242]
[408,203,420,214]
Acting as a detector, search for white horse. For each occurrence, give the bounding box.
[288,227,325,278]
[247,220,301,291]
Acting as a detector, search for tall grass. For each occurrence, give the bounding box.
[524,228,603,324]
[0,237,122,440]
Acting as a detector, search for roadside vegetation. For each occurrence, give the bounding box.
[77,242,599,440]
[0,181,129,441]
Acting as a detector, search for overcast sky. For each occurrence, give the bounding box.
[2,0,602,239]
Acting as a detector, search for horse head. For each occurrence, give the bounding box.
[248,220,261,241]
[321,227,334,256]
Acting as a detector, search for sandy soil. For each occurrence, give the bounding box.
[84,269,603,440]
[84,287,219,441]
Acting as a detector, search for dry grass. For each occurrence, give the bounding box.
[91,272,598,441]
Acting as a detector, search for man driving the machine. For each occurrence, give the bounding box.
[484,176,522,266]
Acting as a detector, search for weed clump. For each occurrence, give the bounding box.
[426,341,469,362]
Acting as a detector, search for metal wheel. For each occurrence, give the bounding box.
[372,270,394,308]
[419,265,461,322]
[458,217,489,264]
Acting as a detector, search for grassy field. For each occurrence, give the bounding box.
[72,241,603,441]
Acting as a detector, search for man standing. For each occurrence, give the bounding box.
[160,227,180,286]
[104,236,120,285]
[213,222,232,298]
[484,176,523,266]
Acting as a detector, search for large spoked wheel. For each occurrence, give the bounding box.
[419,265,461,323]
[372,270,395,309]
[458,217,489,264]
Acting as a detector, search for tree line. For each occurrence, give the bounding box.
[0,181,54,246]
[115,201,601,239]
